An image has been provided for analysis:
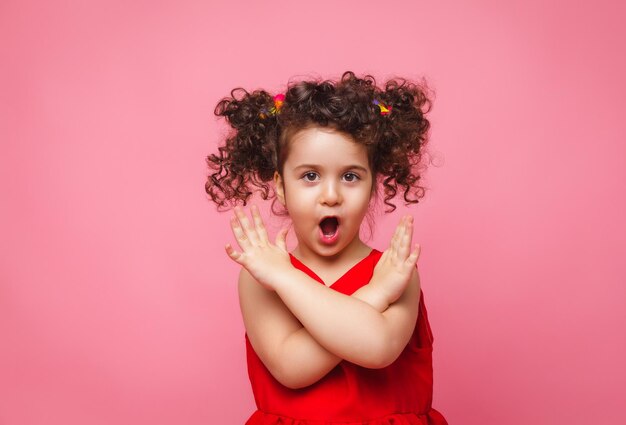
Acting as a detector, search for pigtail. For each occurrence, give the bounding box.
[205,88,280,211]
[372,76,434,212]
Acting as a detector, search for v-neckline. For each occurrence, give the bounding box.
[288,249,376,289]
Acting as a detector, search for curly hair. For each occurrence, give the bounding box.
[205,71,435,215]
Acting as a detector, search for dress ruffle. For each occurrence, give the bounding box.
[246,408,448,425]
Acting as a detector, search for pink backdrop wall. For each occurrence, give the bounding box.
[1,1,625,424]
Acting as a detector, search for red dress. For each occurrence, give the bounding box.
[244,248,448,425]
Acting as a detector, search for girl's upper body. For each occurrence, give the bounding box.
[245,247,448,424]
[205,71,447,424]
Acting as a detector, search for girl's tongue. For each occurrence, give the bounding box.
[319,217,340,245]
[320,217,338,236]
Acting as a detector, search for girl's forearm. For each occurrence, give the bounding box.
[280,282,390,388]
[273,268,391,369]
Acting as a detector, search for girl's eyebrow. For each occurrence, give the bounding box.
[293,164,369,173]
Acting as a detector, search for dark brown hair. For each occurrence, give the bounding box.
[205,71,435,217]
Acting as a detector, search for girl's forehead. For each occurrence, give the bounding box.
[285,127,369,167]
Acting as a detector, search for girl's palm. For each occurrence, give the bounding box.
[225,204,291,291]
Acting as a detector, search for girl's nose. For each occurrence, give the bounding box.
[319,181,341,206]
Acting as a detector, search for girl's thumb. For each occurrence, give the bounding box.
[407,244,421,264]
[276,227,288,251]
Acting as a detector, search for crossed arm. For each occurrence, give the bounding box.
[278,273,388,385]
[239,266,420,389]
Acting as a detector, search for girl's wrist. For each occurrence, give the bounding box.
[270,267,302,293]
[253,259,297,292]
[352,279,391,312]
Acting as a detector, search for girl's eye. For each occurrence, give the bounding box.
[344,172,360,182]
[303,172,318,182]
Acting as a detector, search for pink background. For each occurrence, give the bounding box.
[1,1,625,424]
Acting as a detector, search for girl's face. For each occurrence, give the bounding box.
[274,126,373,261]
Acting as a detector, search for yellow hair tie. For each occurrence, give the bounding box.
[373,99,392,116]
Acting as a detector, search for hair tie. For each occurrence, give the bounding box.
[259,94,285,119]
[373,99,392,116]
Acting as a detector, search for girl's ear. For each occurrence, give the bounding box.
[274,171,286,206]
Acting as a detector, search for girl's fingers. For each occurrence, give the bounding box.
[399,230,410,260]
[390,216,405,254]
[399,217,413,259]
[251,205,269,244]
[394,216,410,257]
[230,215,253,251]
[390,216,403,249]
[234,206,261,246]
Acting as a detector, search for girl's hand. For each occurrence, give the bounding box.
[370,215,421,305]
[225,204,292,291]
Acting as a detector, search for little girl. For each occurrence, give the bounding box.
[205,71,448,424]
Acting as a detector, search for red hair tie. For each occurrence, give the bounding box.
[259,94,285,119]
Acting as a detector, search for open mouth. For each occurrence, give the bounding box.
[319,216,339,237]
